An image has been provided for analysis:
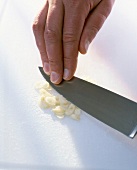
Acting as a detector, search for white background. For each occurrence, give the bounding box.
[0,0,137,169]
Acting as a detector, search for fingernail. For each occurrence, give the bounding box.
[51,71,60,83]
[85,40,90,52]
[44,62,50,75]
[63,69,69,80]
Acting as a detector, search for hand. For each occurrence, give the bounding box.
[33,0,115,84]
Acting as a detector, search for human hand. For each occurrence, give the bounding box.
[33,0,115,84]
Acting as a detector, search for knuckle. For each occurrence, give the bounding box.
[85,26,99,41]
[45,29,60,44]
[40,51,47,56]
[32,19,43,34]
[98,12,107,22]
[63,32,77,44]
[48,57,62,71]
[48,57,58,65]
[88,0,94,10]
[103,0,114,14]
[64,57,77,63]
[90,26,99,36]
[64,51,78,63]
[65,0,79,8]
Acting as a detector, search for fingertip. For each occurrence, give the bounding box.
[63,68,70,80]
[79,39,90,54]
[63,68,76,81]
[79,47,87,55]
[85,40,90,52]
[50,71,62,84]
[79,47,87,54]
[43,62,50,75]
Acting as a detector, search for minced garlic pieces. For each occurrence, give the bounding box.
[45,96,57,106]
[59,95,68,105]
[71,107,81,120]
[35,81,51,91]
[52,106,65,116]
[38,95,50,109]
[65,103,75,116]
[39,89,52,97]
[35,80,81,120]
[71,113,80,120]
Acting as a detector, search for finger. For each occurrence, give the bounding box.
[79,0,115,54]
[62,2,87,81]
[45,0,64,84]
[62,0,100,81]
[32,1,50,74]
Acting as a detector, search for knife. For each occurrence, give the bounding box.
[39,67,137,138]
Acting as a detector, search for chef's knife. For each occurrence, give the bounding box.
[39,67,137,138]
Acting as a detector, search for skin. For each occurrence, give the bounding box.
[33,0,115,84]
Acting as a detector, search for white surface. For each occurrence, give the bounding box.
[0,0,137,169]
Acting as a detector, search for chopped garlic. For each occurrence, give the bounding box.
[39,89,52,97]
[59,95,68,105]
[35,80,82,120]
[34,81,44,89]
[34,81,49,90]
[45,96,57,106]
[74,107,81,116]
[65,103,76,116]
[52,106,65,116]
[38,95,49,109]
[54,95,60,105]
[71,113,80,120]
[42,82,50,90]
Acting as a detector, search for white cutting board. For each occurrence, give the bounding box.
[0,0,137,169]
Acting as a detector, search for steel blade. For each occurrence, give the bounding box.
[39,67,137,138]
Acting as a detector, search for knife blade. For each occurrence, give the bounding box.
[39,67,137,138]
